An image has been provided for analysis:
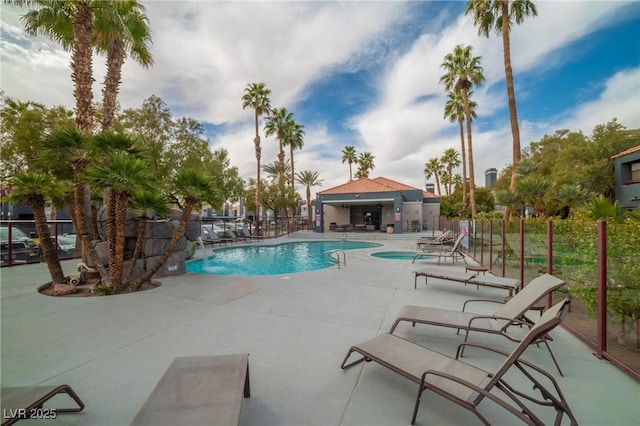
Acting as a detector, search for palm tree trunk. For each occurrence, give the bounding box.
[290,145,295,188]
[306,186,312,224]
[254,110,262,235]
[124,216,147,287]
[32,201,66,285]
[503,1,521,220]
[101,37,125,132]
[133,202,195,289]
[462,89,477,218]
[72,1,94,133]
[458,118,468,207]
[110,192,128,293]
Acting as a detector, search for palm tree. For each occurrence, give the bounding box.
[95,0,153,131]
[341,146,357,181]
[241,82,271,231]
[133,169,216,288]
[440,44,485,217]
[3,172,66,285]
[295,170,323,224]
[284,120,305,188]
[517,175,550,217]
[444,89,477,207]
[14,0,95,133]
[84,149,154,293]
[262,161,291,181]
[355,152,375,179]
[465,0,537,220]
[424,157,443,196]
[264,107,294,185]
[126,190,169,289]
[42,126,108,277]
[441,148,461,199]
[553,183,591,218]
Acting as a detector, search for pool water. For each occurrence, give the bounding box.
[371,251,433,260]
[187,240,382,276]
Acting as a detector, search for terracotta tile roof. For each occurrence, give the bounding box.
[611,145,640,159]
[318,176,439,199]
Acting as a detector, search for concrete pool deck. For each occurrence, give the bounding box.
[1,232,639,425]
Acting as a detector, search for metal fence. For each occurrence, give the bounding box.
[451,218,640,382]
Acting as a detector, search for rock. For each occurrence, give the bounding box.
[54,284,78,295]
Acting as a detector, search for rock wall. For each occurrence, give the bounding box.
[91,207,200,282]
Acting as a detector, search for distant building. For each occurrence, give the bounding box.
[485,168,498,190]
[315,176,441,234]
[612,145,640,211]
[425,183,436,194]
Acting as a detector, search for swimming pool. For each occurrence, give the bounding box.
[187,240,382,276]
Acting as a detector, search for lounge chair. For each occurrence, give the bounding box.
[412,267,521,296]
[412,233,464,264]
[131,354,250,425]
[239,227,263,242]
[341,299,577,425]
[415,230,452,250]
[390,273,567,375]
[1,385,85,426]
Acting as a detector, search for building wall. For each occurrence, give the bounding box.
[614,149,640,210]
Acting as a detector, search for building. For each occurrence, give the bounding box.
[485,168,497,190]
[315,177,441,234]
[612,145,640,211]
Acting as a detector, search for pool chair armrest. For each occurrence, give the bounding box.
[413,370,536,426]
[462,298,505,312]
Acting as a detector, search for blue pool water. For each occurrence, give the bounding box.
[371,251,433,260]
[187,240,382,276]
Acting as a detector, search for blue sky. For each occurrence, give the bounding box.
[1,1,639,195]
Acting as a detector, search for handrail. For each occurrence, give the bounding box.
[323,249,346,269]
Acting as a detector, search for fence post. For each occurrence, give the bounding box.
[501,219,506,278]
[596,220,607,358]
[519,218,525,291]
[546,220,554,308]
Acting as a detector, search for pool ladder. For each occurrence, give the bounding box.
[323,249,346,269]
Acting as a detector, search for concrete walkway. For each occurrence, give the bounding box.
[1,233,638,425]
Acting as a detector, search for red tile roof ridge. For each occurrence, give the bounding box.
[611,144,640,159]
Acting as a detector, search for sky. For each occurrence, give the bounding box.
[1,1,639,197]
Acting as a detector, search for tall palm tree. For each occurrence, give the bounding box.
[355,152,375,179]
[95,0,153,131]
[264,107,293,185]
[441,148,461,200]
[424,157,443,196]
[3,172,66,285]
[465,0,537,220]
[440,44,485,218]
[284,120,305,188]
[341,145,357,181]
[262,161,291,181]
[444,89,477,207]
[14,0,95,133]
[241,82,271,231]
[295,170,323,224]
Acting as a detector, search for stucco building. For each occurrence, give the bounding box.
[314,177,440,234]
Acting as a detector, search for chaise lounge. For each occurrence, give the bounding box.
[412,267,521,296]
[1,385,85,426]
[390,273,567,375]
[412,234,465,264]
[341,299,577,425]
